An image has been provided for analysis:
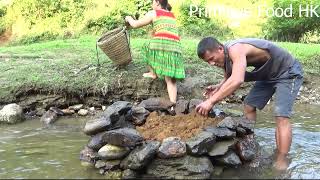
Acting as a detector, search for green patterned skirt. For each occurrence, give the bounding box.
[142,38,185,80]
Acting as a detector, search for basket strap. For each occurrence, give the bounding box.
[124,27,132,58]
[95,42,101,70]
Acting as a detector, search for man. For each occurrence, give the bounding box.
[195,37,303,170]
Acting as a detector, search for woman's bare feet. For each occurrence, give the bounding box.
[143,72,157,79]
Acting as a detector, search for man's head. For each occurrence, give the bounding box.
[197,37,225,68]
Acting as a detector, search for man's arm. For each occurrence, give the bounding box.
[125,11,154,28]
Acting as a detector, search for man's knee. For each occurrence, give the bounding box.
[244,104,256,114]
[276,117,291,127]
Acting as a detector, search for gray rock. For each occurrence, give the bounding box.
[212,166,224,177]
[95,160,106,169]
[130,106,150,125]
[102,128,143,147]
[186,131,216,155]
[236,127,247,137]
[121,141,160,170]
[234,117,255,133]
[49,107,64,116]
[83,117,112,135]
[236,134,257,161]
[69,104,84,111]
[145,156,214,179]
[35,107,46,116]
[113,115,135,129]
[158,137,186,158]
[208,140,237,157]
[217,116,237,130]
[175,99,189,115]
[138,98,175,111]
[78,109,89,116]
[79,146,99,165]
[87,132,108,151]
[223,108,244,117]
[61,109,75,115]
[204,126,236,140]
[212,108,227,118]
[188,99,203,113]
[105,101,132,116]
[122,169,139,179]
[40,110,58,125]
[215,150,242,166]
[98,144,130,160]
[104,160,121,171]
[0,103,24,124]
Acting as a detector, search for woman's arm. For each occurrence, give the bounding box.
[125,11,155,28]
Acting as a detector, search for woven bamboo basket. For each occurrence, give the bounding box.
[97,27,132,66]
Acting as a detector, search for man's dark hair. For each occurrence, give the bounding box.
[197,37,223,59]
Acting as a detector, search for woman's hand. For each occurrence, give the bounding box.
[125,16,133,22]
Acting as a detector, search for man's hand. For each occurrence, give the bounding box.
[203,84,220,99]
[195,99,214,117]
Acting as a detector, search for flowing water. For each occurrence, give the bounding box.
[0,104,319,179]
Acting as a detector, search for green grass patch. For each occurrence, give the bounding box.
[0,36,319,101]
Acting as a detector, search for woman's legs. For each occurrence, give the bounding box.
[143,66,157,79]
[164,76,177,103]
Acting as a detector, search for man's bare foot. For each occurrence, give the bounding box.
[143,72,157,79]
[273,152,289,171]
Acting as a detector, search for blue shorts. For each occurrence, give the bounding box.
[244,60,303,118]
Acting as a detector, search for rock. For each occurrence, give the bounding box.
[35,107,46,116]
[95,160,106,169]
[204,126,236,140]
[138,98,174,111]
[188,99,203,113]
[236,134,257,161]
[113,115,135,129]
[98,144,130,160]
[212,166,224,177]
[87,132,108,151]
[215,150,242,166]
[61,109,75,115]
[104,160,121,171]
[83,117,112,135]
[234,117,255,134]
[104,170,122,179]
[99,168,106,175]
[175,100,189,115]
[145,156,214,179]
[102,106,106,111]
[122,169,139,179]
[158,137,186,158]
[212,108,227,118]
[89,107,95,112]
[208,140,237,157]
[102,128,143,147]
[186,131,216,156]
[106,101,132,116]
[69,104,83,111]
[236,127,247,137]
[78,109,89,116]
[40,110,58,125]
[121,141,160,170]
[49,107,64,116]
[223,108,244,117]
[0,103,24,124]
[129,106,150,126]
[217,116,237,130]
[79,146,99,165]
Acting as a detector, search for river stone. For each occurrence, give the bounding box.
[104,160,121,171]
[186,131,216,155]
[158,137,186,159]
[208,140,237,157]
[215,150,242,166]
[138,98,175,111]
[223,108,244,117]
[145,156,214,179]
[236,127,247,137]
[78,109,89,116]
[112,115,135,129]
[69,104,83,111]
[217,116,237,130]
[95,160,106,169]
[212,166,224,177]
[102,128,143,147]
[105,101,132,116]
[80,146,99,165]
[188,99,203,113]
[213,108,227,118]
[121,141,161,170]
[87,132,108,151]
[104,170,123,179]
[61,108,75,115]
[175,99,189,115]
[236,134,257,161]
[98,144,130,160]
[122,169,139,179]
[35,107,46,116]
[49,107,64,116]
[83,117,112,135]
[204,126,236,140]
[234,117,255,133]
[40,110,58,125]
[129,106,150,125]
[0,103,24,124]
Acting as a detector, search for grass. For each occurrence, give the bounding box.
[0,36,319,102]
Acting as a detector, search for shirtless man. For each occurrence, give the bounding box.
[195,37,303,171]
